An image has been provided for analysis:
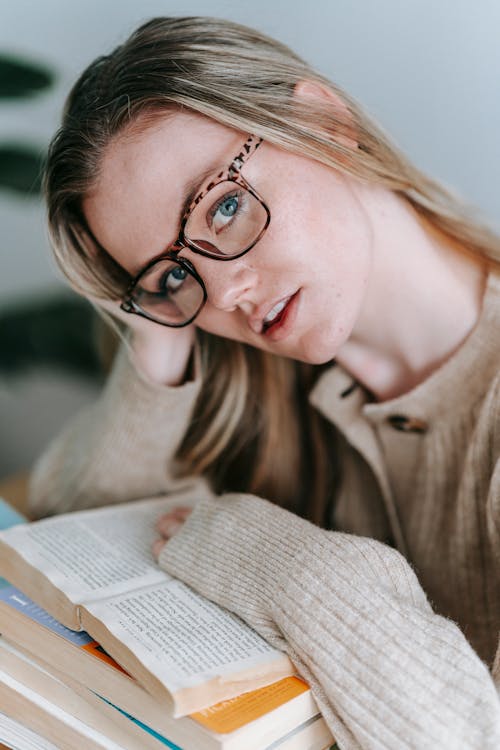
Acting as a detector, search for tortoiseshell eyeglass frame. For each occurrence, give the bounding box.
[120,134,270,326]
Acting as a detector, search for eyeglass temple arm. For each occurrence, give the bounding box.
[120,299,139,314]
[228,135,263,176]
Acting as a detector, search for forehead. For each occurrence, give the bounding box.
[82,111,244,273]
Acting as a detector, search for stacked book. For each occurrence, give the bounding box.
[0,497,336,750]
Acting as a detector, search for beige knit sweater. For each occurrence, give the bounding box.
[30,271,500,749]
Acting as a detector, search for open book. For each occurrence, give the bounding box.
[0,496,294,716]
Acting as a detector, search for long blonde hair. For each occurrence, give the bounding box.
[44,16,500,523]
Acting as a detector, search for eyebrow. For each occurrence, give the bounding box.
[129,158,225,277]
[180,160,223,222]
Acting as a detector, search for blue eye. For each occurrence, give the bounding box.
[163,265,187,293]
[218,195,238,217]
[209,190,242,232]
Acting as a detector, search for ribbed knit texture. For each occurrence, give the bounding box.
[159,494,500,749]
[30,272,500,749]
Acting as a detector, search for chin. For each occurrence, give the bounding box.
[299,352,337,366]
[291,336,340,366]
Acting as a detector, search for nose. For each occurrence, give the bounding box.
[188,253,258,313]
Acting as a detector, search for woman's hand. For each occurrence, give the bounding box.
[152,506,193,559]
[95,298,196,386]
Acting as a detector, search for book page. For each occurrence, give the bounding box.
[85,578,285,694]
[0,710,59,750]
[0,664,123,750]
[0,496,194,603]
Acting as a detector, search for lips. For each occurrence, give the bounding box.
[259,290,300,340]
[247,290,300,338]
[262,295,292,330]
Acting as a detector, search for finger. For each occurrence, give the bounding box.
[155,510,179,530]
[152,538,166,560]
[155,512,175,532]
[156,517,184,539]
[171,506,193,520]
[155,507,192,532]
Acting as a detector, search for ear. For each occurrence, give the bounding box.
[292,79,358,150]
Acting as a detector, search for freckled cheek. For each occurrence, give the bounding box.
[258,210,311,272]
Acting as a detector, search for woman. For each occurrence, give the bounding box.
[32,16,499,749]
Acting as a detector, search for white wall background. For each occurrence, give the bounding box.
[1,0,499,310]
[0,0,499,478]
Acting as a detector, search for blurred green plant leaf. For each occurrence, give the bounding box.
[0,53,55,98]
[0,143,45,195]
[0,296,104,379]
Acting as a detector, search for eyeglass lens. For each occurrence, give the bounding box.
[185,181,268,256]
[132,183,268,325]
[132,258,206,326]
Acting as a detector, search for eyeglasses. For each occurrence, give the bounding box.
[120,134,270,327]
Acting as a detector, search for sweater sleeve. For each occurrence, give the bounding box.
[158,493,500,750]
[28,344,203,518]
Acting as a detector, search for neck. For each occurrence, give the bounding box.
[336,191,487,401]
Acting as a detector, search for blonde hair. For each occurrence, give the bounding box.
[44,16,500,522]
